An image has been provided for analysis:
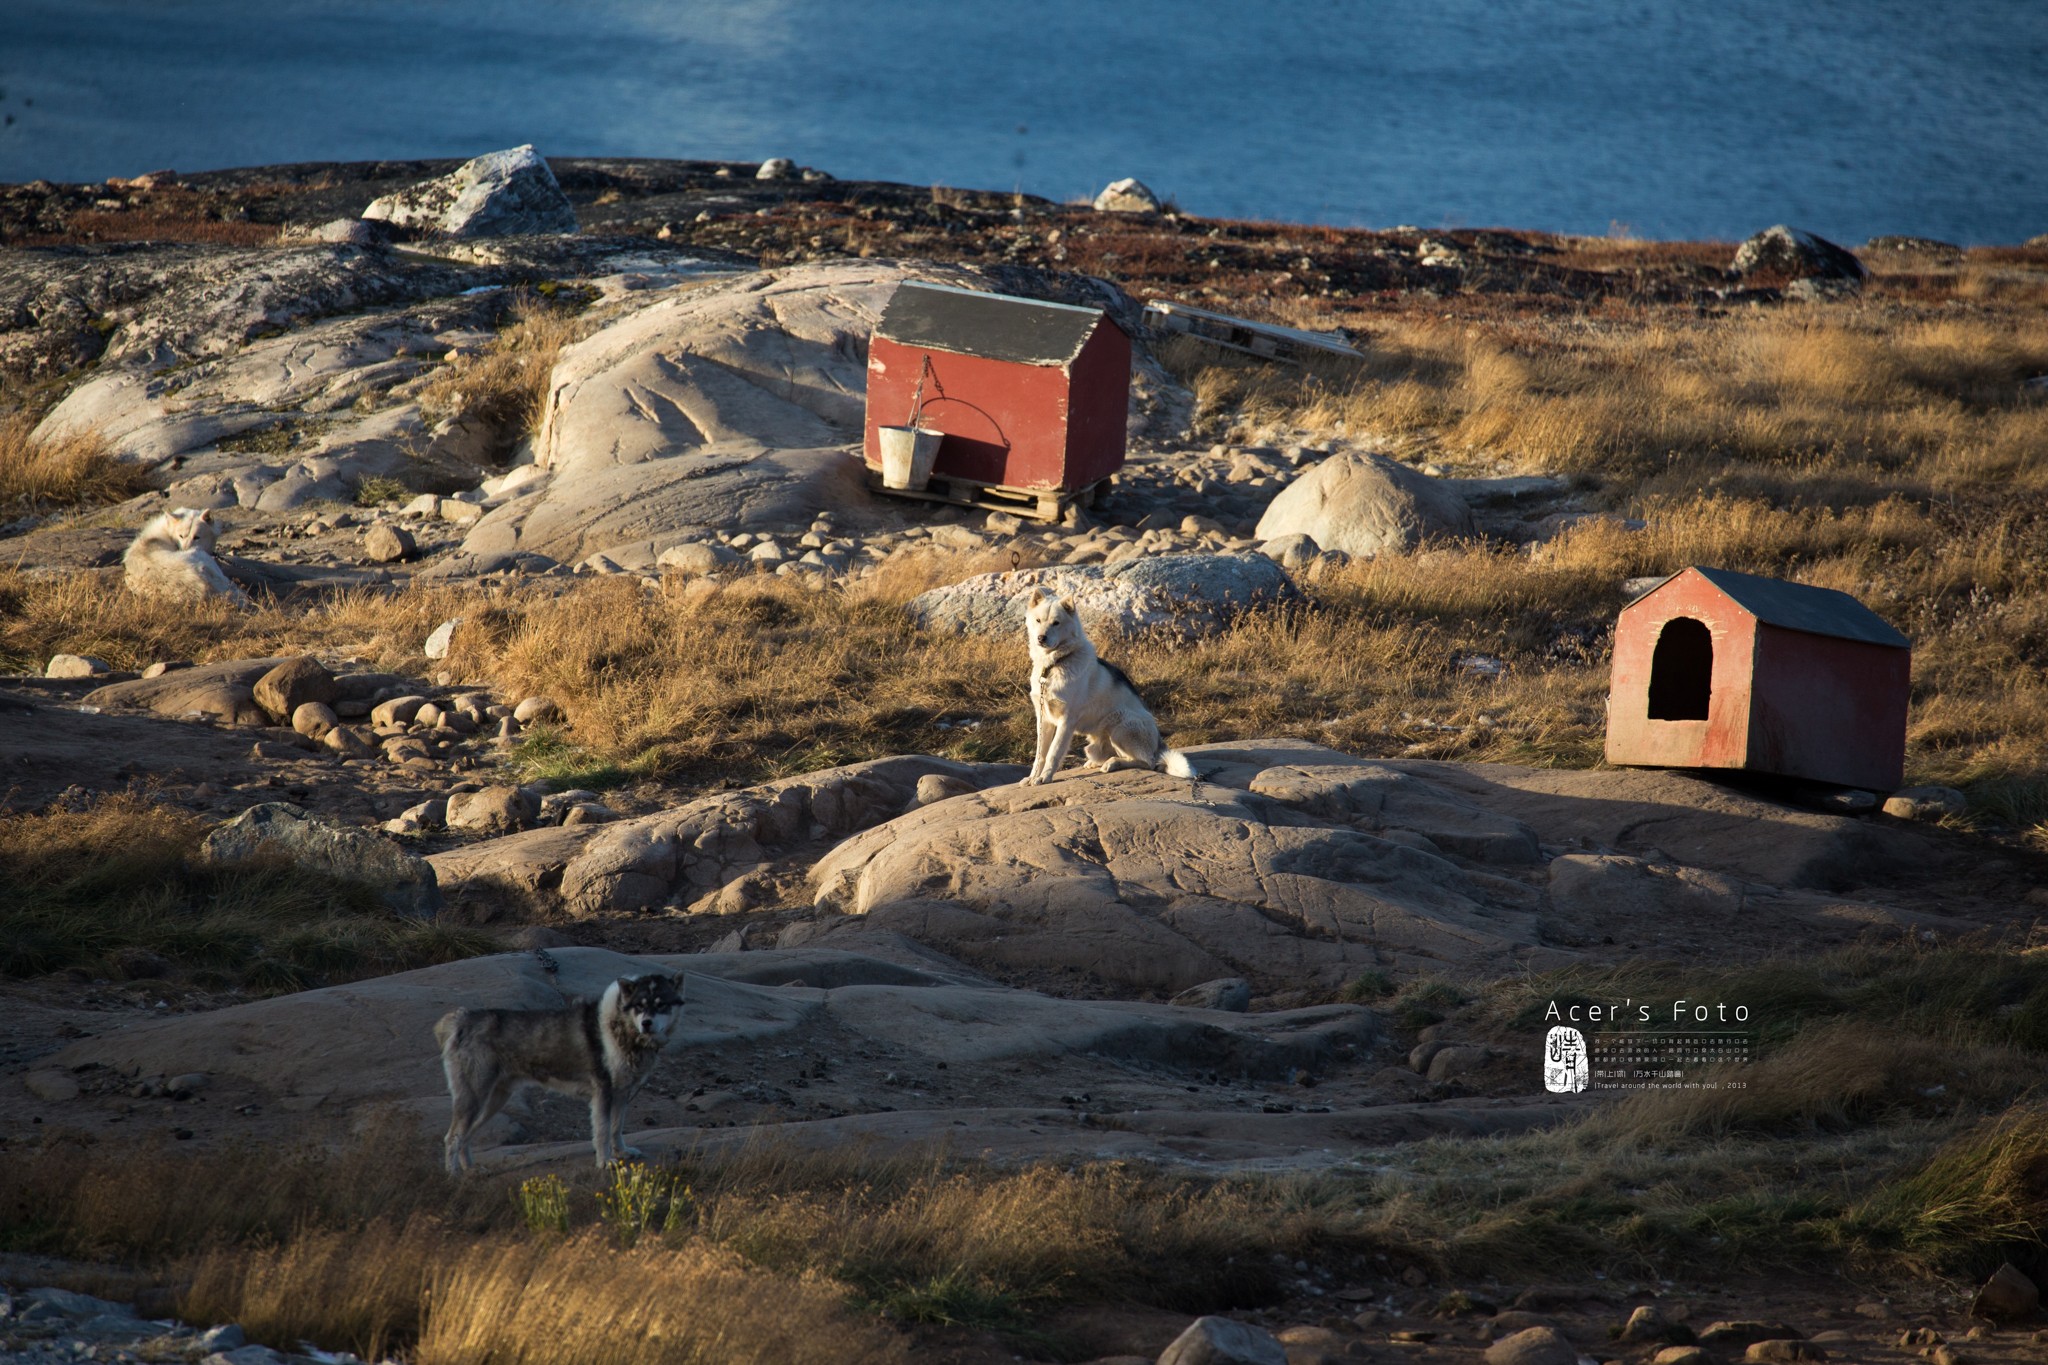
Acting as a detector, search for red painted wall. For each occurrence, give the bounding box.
[1606,576,1758,771]
[1747,628,1909,789]
[862,327,1129,492]
[1606,569,1910,789]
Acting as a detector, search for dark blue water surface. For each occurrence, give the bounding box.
[2,0,2043,243]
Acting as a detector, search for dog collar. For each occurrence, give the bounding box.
[1033,646,1078,678]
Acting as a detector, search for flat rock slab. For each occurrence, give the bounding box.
[84,656,289,724]
[907,553,1301,640]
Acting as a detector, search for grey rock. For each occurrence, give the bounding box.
[1254,451,1476,558]
[202,802,441,918]
[25,1288,127,1319]
[292,701,339,739]
[361,145,578,238]
[562,802,618,826]
[204,1346,292,1365]
[1786,276,1862,302]
[86,657,288,725]
[1093,178,1162,214]
[1157,1315,1287,1365]
[46,653,112,679]
[1732,225,1867,281]
[371,694,429,726]
[513,696,563,725]
[324,724,377,759]
[446,785,539,835]
[253,656,337,725]
[1972,1261,2039,1321]
[364,523,417,563]
[23,1070,80,1102]
[78,1312,164,1340]
[197,1324,248,1351]
[914,773,977,806]
[424,618,463,660]
[1484,1327,1578,1365]
[1620,1305,1674,1342]
[756,157,797,181]
[657,541,738,576]
[1170,978,1253,1012]
[907,552,1300,641]
[1258,532,1320,570]
[1882,785,1967,822]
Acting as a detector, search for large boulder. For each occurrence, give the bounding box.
[361,145,578,238]
[201,802,441,919]
[84,657,289,725]
[1094,178,1163,214]
[252,656,337,725]
[906,553,1300,640]
[1731,225,1867,282]
[1253,452,1476,558]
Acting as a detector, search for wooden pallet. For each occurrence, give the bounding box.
[864,469,1109,522]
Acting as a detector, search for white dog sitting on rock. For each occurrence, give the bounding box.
[122,507,251,607]
[1021,587,1194,785]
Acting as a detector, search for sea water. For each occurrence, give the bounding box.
[2,0,2042,243]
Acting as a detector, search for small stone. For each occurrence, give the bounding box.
[23,1070,80,1102]
[439,498,483,526]
[424,619,463,660]
[1972,1261,2039,1321]
[1259,532,1321,571]
[1621,1305,1673,1342]
[1157,1315,1287,1365]
[197,1324,247,1352]
[657,542,735,576]
[1426,1045,1492,1083]
[166,1072,208,1097]
[371,695,429,727]
[562,802,617,826]
[1652,1350,1713,1365]
[403,493,440,517]
[1484,1326,1577,1365]
[1170,978,1253,1012]
[445,785,538,834]
[1744,1342,1827,1363]
[292,702,338,739]
[45,653,111,679]
[984,511,1024,536]
[141,661,188,679]
[756,157,796,180]
[1884,785,1968,822]
[323,725,376,759]
[914,773,976,806]
[514,696,563,725]
[363,523,417,563]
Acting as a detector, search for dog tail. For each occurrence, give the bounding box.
[1161,749,1196,779]
[434,1008,468,1052]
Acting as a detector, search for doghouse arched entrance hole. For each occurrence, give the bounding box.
[1647,617,1713,720]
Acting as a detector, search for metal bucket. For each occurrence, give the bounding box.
[878,425,943,491]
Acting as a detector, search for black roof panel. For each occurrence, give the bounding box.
[877,281,1111,366]
[1640,566,1909,648]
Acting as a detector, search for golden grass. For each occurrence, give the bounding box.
[184,1219,906,1365]
[417,294,589,464]
[0,415,156,510]
[0,792,494,987]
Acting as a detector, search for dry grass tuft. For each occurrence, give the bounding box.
[0,416,155,511]
[417,294,590,465]
[0,792,494,988]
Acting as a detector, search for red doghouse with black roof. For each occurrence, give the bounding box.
[1604,565,1911,790]
[863,282,1130,518]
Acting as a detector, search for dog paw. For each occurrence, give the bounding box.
[1018,775,1043,787]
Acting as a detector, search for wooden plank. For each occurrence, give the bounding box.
[862,470,1109,523]
[1143,299,1363,365]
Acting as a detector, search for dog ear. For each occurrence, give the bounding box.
[1026,587,1047,607]
[1056,594,1076,614]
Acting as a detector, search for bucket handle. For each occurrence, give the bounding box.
[906,354,935,428]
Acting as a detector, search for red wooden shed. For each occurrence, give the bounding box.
[863,282,1130,518]
[1605,566,1911,791]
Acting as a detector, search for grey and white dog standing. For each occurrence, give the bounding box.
[1021,587,1194,785]
[435,973,685,1173]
